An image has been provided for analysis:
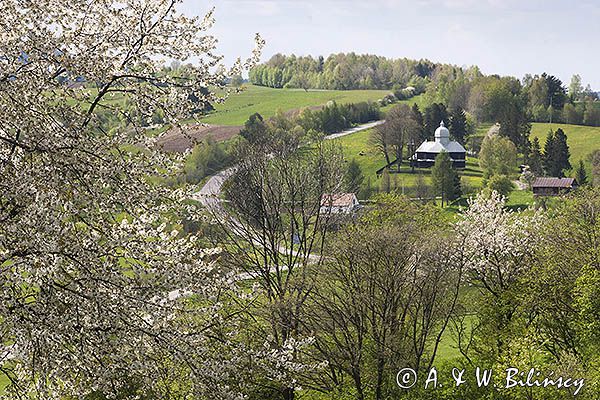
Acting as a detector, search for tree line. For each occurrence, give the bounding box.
[249,53,441,91]
[250,53,600,130]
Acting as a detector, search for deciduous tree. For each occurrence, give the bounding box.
[0,1,264,398]
[479,135,518,179]
[308,195,464,400]
[382,104,420,169]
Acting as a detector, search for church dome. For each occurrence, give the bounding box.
[435,121,450,139]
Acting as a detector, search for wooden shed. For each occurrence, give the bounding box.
[532,177,577,196]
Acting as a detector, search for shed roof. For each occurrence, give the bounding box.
[321,193,358,208]
[532,177,576,188]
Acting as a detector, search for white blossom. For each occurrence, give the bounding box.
[0,1,263,398]
[455,191,543,295]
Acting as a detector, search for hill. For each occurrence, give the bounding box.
[201,85,390,126]
[530,122,600,164]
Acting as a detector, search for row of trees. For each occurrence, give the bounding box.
[426,64,599,130]
[249,53,444,90]
[296,101,380,134]
[250,53,599,141]
[528,128,572,177]
[525,73,600,125]
[236,100,380,150]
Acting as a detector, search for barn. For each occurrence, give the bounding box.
[532,177,578,196]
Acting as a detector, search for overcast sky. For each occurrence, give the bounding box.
[182,0,600,89]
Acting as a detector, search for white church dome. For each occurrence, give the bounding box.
[435,121,450,139]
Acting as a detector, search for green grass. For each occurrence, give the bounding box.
[506,189,534,211]
[0,373,9,394]
[379,94,429,114]
[201,85,391,126]
[530,122,600,164]
[334,128,484,196]
[473,122,494,138]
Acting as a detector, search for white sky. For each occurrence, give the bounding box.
[182,0,600,89]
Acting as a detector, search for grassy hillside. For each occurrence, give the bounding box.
[530,122,600,164]
[202,85,391,126]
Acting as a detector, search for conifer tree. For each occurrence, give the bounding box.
[575,160,588,185]
[553,128,571,176]
[542,131,556,175]
[449,107,468,144]
[345,159,365,194]
[411,103,426,141]
[424,103,449,135]
[528,137,544,175]
[431,152,458,207]
[543,129,571,177]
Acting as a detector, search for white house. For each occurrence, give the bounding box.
[320,193,360,214]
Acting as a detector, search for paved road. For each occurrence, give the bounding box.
[192,119,383,207]
[326,120,384,140]
[191,120,383,281]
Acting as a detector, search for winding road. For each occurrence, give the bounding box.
[190,120,383,280]
[192,120,383,207]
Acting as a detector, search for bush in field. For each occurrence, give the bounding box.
[486,174,515,197]
[183,138,234,184]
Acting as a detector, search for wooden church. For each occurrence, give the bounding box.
[410,121,466,169]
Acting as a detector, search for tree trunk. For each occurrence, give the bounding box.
[283,386,295,400]
[383,148,391,166]
[375,356,385,400]
[352,370,365,400]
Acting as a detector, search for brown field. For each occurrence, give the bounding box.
[156,124,242,152]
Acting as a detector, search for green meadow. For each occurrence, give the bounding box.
[530,122,600,164]
[201,85,392,126]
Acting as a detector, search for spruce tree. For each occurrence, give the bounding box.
[411,104,426,142]
[424,103,449,136]
[542,130,555,175]
[543,129,571,177]
[449,107,468,144]
[431,152,457,207]
[450,173,462,202]
[528,137,543,175]
[553,128,571,176]
[344,159,364,194]
[575,160,588,185]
